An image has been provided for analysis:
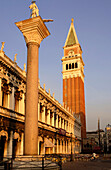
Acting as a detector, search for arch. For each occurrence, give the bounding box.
[13,132,20,141]
[0,130,8,141]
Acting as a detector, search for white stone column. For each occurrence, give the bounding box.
[62,119,64,129]
[66,140,68,154]
[19,93,25,114]
[16,141,20,156]
[59,117,61,128]
[72,140,74,154]
[3,93,8,108]
[9,87,15,110]
[56,139,59,154]
[60,140,62,153]
[64,141,66,154]
[7,131,13,158]
[7,93,10,109]
[15,16,50,156]
[68,140,70,154]
[53,138,55,153]
[42,106,45,123]
[20,133,24,155]
[38,102,40,121]
[0,78,2,106]
[56,115,58,128]
[47,110,50,125]
[52,113,54,126]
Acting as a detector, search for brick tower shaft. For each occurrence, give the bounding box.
[62,19,86,140]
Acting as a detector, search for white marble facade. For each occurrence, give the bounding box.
[0,46,81,159]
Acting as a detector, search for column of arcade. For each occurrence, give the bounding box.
[0,77,25,115]
[38,102,75,154]
[0,77,25,158]
[38,102,74,133]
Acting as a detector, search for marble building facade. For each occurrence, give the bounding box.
[0,47,81,159]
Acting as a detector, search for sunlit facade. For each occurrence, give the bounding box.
[0,46,81,159]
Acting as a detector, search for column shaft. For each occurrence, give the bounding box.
[24,42,39,155]
[20,133,24,155]
[0,78,2,106]
[56,115,58,128]
[47,110,50,125]
[59,117,61,128]
[42,106,45,123]
[52,113,54,126]
[7,131,13,158]
[9,87,15,110]
[19,93,25,114]
[62,119,64,129]
[66,140,68,154]
[38,102,40,121]
[7,93,10,109]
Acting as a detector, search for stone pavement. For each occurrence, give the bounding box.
[62,160,111,170]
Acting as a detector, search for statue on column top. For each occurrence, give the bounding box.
[29,0,39,18]
[0,42,5,52]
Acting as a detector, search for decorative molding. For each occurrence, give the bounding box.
[15,16,50,46]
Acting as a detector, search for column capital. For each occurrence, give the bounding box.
[15,16,50,45]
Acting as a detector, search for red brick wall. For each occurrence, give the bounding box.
[63,76,86,138]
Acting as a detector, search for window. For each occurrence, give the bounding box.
[75,62,78,68]
[66,64,68,70]
[72,63,74,69]
[69,63,71,69]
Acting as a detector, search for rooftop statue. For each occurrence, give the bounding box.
[23,63,26,72]
[29,0,39,18]
[14,54,17,62]
[0,42,5,52]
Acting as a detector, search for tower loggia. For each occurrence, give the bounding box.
[61,19,86,141]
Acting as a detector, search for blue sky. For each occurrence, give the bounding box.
[0,0,111,131]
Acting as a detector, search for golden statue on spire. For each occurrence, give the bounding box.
[29,0,39,18]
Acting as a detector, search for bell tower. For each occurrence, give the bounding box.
[61,19,86,140]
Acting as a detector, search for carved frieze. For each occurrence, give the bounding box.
[18,82,26,93]
[46,102,52,110]
[50,106,56,112]
[2,80,12,94]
